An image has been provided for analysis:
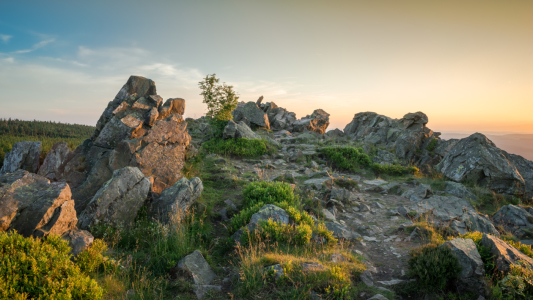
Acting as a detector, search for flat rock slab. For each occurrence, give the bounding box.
[363,179,388,186]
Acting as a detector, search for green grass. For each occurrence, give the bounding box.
[320,147,371,172]
[370,163,419,176]
[201,137,277,158]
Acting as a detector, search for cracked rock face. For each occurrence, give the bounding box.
[47,76,191,213]
[78,166,151,229]
[38,142,72,180]
[437,133,525,196]
[0,141,41,175]
[493,204,533,239]
[0,169,77,237]
[149,177,203,222]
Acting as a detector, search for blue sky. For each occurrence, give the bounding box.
[1,0,533,133]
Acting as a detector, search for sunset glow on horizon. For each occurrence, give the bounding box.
[1,0,532,135]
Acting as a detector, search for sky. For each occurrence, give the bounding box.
[1,0,532,134]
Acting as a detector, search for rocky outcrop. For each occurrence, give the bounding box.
[0,169,77,237]
[507,153,533,199]
[440,238,487,296]
[492,205,533,239]
[262,102,297,131]
[437,133,525,196]
[223,120,260,140]
[149,177,203,222]
[292,109,330,134]
[232,102,270,129]
[51,76,191,213]
[0,141,41,175]
[78,167,151,229]
[480,234,533,273]
[325,222,361,240]
[38,142,72,180]
[343,111,439,165]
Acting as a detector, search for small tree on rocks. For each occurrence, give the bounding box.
[199,74,239,122]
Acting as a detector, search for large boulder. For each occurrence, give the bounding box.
[0,169,77,237]
[507,153,533,200]
[343,111,439,164]
[223,120,260,140]
[232,101,270,129]
[492,205,533,239]
[292,109,330,134]
[436,133,525,196]
[440,238,487,296]
[0,141,41,175]
[406,195,499,236]
[264,103,297,131]
[37,142,72,180]
[51,76,191,213]
[480,234,533,273]
[149,177,203,222]
[325,222,361,240]
[62,229,94,257]
[78,166,151,229]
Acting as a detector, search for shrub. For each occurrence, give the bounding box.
[320,147,371,171]
[407,243,461,292]
[242,181,299,208]
[427,138,438,152]
[76,239,111,274]
[333,177,358,190]
[202,138,276,158]
[0,232,103,299]
[371,163,419,176]
[199,74,239,121]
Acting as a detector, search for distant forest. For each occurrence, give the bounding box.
[0,119,95,169]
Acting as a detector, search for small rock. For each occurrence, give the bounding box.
[368,294,388,300]
[301,262,326,273]
[360,270,374,286]
[177,250,216,285]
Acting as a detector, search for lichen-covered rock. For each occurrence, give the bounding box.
[292,109,330,134]
[0,170,77,237]
[223,120,260,140]
[149,177,203,222]
[436,133,525,196]
[492,205,533,239]
[158,98,185,120]
[372,149,396,165]
[325,222,361,240]
[440,238,487,296]
[78,166,151,229]
[0,141,41,175]
[38,142,72,180]
[480,234,533,273]
[233,101,270,129]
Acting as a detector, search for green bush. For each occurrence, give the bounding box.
[75,239,111,274]
[242,181,299,208]
[320,147,371,171]
[407,243,461,292]
[0,232,103,299]
[427,138,438,152]
[371,163,419,176]
[199,74,239,121]
[202,138,276,158]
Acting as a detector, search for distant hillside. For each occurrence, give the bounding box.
[441,132,533,161]
[0,119,95,169]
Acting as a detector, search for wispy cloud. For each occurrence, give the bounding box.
[13,38,55,54]
[0,34,12,43]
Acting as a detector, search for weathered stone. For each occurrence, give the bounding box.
[493,205,533,239]
[0,141,41,175]
[233,102,270,129]
[401,184,432,202]
[248,204,289,231]
[407,195,499,236]
[62,229,94,257]
[368,294,388,300]
[149,177,203,222]
[372,149,396,165]
[78,167,151,229]
[437,133,525,196]
[440,238,487,296]
[301,262,326,273]
[38,142,72,180]
[292,109,330,134]
[0,170,77,237]
[360,270,374,287]
[322,208,336,221]
[444,181,478,202]
[94,115,144,149]
[325,222,361,240]
[223,120,260,140]
[480,234,533,273]
[158,98,185,120]
[177,250,216,285]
